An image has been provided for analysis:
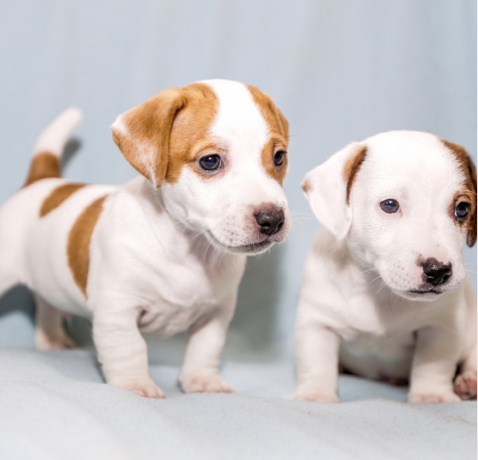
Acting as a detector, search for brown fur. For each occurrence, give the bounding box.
[343,145,368,204]
[167,83,219,184]
[247,85,289,185]
[302,179,311,194]
[24,152,60,187]
[112,83,219,187]
[40,183,86,217]
[67,196,108,296]
[442,140,477,247]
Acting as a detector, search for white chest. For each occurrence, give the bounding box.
[136,252,245,337]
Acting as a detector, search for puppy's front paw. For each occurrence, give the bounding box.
[285,390,340,404]
[179,373,234,394]
[112,378,165,399]
[35,330,77,351]
[407,390,461,404]
[454,371,477,400]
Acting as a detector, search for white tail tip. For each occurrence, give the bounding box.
[33,107,83,157]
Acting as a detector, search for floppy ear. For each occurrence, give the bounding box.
[442,140,477,247]
[467,158,477,247]
[302,142,367,241]
[461,151,478,247]
[111,88,185,188]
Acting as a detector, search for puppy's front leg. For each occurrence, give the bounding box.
[93,302,164,399]
[408,326,461,403]
[178,294,236,394]
[287,320,340,403]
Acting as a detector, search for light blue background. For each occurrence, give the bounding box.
[0,0,476,356]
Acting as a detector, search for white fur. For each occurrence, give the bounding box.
[33,107,82,156]
[290,131,477,404]
[0,81,290,398]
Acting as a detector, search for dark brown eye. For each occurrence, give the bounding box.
[274,150,286,167]
[380,199,400,213]
[199,154,222,171]
[455,202,471,222]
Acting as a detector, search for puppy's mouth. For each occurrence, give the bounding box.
[228,239,275,254]
[408,289,442,295]
[397,288,446,301]
[206,231,277,255]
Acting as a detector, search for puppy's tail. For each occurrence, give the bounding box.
[24,107,83,186]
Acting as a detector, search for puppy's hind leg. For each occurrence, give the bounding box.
[34,293,77,351]
[454,283,477,400]
[455,347,477,400]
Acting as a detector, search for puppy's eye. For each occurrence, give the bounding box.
[455,201,471,222]
[380,199,400,214]
[273,150,286,167]
[199,154,222,171]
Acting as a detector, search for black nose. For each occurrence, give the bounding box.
[422,258,452,286]
[255,208,285,236]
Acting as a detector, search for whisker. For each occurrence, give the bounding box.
[374,281,388,295]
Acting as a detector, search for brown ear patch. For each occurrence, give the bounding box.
[24,152,60,187]
[442,139,477,247]
[112,88,186,188]
[40,183,86,217]
[343,145,368,204]
[247,85,289,185]
[167,83,219,184]
[113,83,220,187]
[67,195,108,296]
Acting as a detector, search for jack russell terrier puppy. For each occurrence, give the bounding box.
[0,79,290,398]
[290,131,477,403]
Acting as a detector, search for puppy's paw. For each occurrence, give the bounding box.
[114,379,165,399]
[35,330,77,351]
[179,373,234,394]
[407,390,461,404]
[285,390,340,404]
[454,371,477,400]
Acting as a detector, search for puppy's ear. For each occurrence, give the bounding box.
[442,140,477,247]
[464,154,477,247]
[111,88,185,188]
[302,143,367,240]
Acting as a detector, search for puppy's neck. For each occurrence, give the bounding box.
[123,176,236,265]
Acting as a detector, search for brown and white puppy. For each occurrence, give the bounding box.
[0,79,290,398]
[290,131,477,403]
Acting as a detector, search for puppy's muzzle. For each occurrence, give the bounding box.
[255,208,285,236]
[422,258,452,286]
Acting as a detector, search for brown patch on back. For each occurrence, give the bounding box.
[167,83,219,184]
[442,139,477,247]
[24,152,60,187]
[67,195,108,296]
[247,85,289,185]
[40,183,87,217]
[343,145,368,204]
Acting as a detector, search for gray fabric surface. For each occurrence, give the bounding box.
[0,349,476,460]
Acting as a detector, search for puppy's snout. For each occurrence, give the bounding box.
[255,207,285,236]
[422,258,452,286]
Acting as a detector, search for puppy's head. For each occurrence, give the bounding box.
[303,131,476,301]
[111,80,290,254]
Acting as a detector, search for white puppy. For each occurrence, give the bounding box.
[0,79,290,398]
[290,131,477,403]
